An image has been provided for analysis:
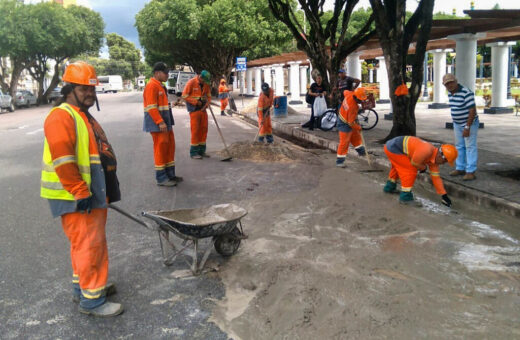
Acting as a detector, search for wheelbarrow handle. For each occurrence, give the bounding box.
[108,204,156,231]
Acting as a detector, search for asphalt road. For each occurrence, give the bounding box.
[0,92,309,339]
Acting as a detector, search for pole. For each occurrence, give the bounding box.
[241,71,244,107]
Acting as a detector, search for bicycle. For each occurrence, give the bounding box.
[318,93,379,131]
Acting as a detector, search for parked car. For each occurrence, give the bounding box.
[0,89,15,113]
[48,87,62,102]
[96,75,123,93]
[15,90,37,108]
[167,71,196,95]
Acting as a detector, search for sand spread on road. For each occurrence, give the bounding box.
[217,141,322,164]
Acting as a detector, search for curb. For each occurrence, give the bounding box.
[230,106,520,218]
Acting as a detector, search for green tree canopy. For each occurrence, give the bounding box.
[0,1,104,101]
[106,33,143,80]
[135,0,292,88]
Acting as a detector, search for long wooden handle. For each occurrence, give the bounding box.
[208,105,232,158]
[359,129,372,168]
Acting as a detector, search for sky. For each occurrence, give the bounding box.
[75,0,520,58]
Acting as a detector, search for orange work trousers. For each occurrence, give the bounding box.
[337,130,362,157]
[384,145,417,191]
[190,110,208,147]
[61,208,108,299]
[258,112,272,136]
[220,98,228,111]
[151,131,175,168]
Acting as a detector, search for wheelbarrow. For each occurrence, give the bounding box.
[109,203,248,275]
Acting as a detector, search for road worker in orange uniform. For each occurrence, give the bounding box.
[182,70,212,159]
[40,61,123,317]
[383,136,458,207]
[335,87,368,167]
[218,78,230,116]
[143,62,182,186]
[257,83,274,143]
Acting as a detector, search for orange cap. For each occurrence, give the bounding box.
[354,87,367,101]
[220,78,226,84]
[62,61,99,86]
[395,83,409,96]
[440,144,457,166]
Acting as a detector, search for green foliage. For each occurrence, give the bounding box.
[135,0,292,84]
[105,33,143,80]
[0,1,104,100]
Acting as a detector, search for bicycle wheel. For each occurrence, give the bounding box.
[358,109,378,130]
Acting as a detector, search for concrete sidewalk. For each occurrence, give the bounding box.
[225,93,520,217]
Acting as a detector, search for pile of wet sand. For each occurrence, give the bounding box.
[217,141,322,164]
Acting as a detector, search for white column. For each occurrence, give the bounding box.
[254,67,262,96]
[233,72,239,89]
[376,56,390,103]
[273,64,285,96]
[346,52,362,79]
[246,68,253,96]
[239,71,245,95]
[447,65,453,74]
[300,66,308,94]
[448,33,484,92]
[288,61,302,104]
[486,41,516,110]
[514,64,518,78]
[263,66,272,88]
[368,68,373,83]
[429,49,451,108]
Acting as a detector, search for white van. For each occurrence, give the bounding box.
[167,71,196,95]
[96,75,123,93]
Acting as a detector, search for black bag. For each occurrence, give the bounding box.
[305,92,314,105]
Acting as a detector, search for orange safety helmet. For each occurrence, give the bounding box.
[353,87,367,101]
[220,78,226,84]
[440,144,457,166]
[62,61,99,86]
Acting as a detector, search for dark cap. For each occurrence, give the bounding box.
[153,62,169,73]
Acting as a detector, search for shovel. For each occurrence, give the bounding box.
[208,105,233,161]
[358,129,383,173]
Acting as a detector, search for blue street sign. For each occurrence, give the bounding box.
[236,57,247,71]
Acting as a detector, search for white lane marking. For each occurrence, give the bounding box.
[19,125,29,129]
[26,128,43,135]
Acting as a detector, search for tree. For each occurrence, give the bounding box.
[369,0,435,140]
[0,0,35,97]
[106,33,143,80]
[135,0,292,89]
[268,1,376,103]
[24,3,104,103]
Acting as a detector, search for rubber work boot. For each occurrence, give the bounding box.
[383,180,399,194]
[157,180,176,187]
[462,172,476,181]
[399,191,422,207]
[201,153,211,158]
[355,146,366,157]
[221,111,226,116]
[449,169,466,176]
[336,159,346,168]
[73,283,116,303]
[79,301,124,318]
[170,176,183,183]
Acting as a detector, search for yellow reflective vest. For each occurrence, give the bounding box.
[40,103,96,201]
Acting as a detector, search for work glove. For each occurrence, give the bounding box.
[441,194,452,208]
[419,168,427,174]
[76,196,93,214]
[195,100,203,109]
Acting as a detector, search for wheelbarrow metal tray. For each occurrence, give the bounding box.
[144,203,247,239]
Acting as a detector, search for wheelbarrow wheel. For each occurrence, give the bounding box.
[214,227,241,257]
